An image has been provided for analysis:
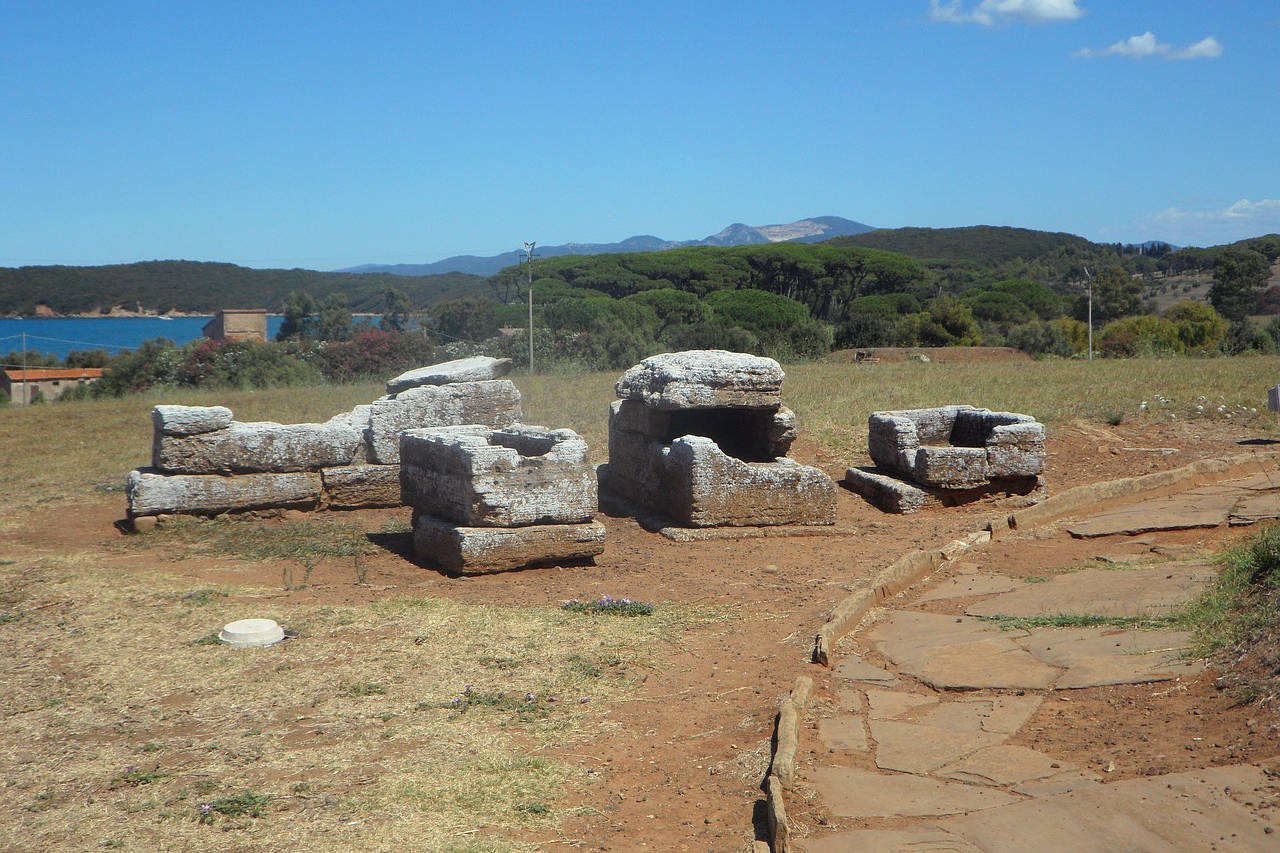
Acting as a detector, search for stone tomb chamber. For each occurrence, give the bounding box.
[843,404,1046,513]
[601,350,836,528]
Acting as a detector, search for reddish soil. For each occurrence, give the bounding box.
[10,416,1279,851]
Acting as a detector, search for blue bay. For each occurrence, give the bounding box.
[0,316,286,361]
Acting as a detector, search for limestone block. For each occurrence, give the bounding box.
[400,425,595,526]
[766,406,798,457]
[412,514,606,574]
[1269,385,1280,412]
[367,380,522,464]
[386,356,514,394]
[664,436,836,527]
[126,469,323,517]
[867,413,920,472]
[151,405,234,436]
[153,419,364,474]
[842,467,929,514]
[912,446,989,489]
[322,464,401,509]
[614,350,784,410]
[609,399,671,439]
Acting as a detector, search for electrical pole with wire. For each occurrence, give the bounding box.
[523,241,536,374]
[1083,266,1094,362]
[21,330,28,403]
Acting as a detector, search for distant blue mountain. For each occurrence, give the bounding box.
[338,216,876,277]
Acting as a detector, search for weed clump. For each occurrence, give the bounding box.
[197,791,270,824]
[561,595,653,617]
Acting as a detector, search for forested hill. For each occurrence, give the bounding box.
[828,226,1095,265]
[0,261,484,316]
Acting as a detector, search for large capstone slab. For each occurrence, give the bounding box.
[153,416,365,474]
[615,350,784,410]
[386,356,514,394]
[151,405,234,436]
[411,515,606,575]
[368,380,523,463]
[400,424,596,527]
[604,349,835,528]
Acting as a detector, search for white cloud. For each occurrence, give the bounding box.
[929,0,1084,26]
[1074,31,1223,60]
[1137,199,1280,245]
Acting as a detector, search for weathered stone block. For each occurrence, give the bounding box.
[609,399,671,438]
[664,436,835,527]
[126,469,323,517]
[412,515,606,574]
[766,406,798,457]
[842,467,929,514]
[912,445,989,488]
[153,418,364,474]
[151,405,233,436]
[615,350,783,410]
[368,380,522,464]
[400,425,595,526]
[321,464,401,509]
[386,356,514,394]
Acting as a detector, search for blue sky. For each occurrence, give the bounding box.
[2,1,1276,269]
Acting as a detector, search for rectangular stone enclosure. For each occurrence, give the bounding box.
[603,350,836,527]
[401,424,605,574]
[846,405,1045,513]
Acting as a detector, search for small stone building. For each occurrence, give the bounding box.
[601,350,836,528]
[203,309,268,343]
[2,368,104,404]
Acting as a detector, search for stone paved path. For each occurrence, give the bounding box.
[798,474,1280,852]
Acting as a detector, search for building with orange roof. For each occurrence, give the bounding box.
[2,367,105,405]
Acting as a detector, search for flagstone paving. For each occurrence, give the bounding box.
[1066,471,1280,538]
[798,472,1280,852]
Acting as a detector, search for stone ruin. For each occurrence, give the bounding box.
[600,350,836,527]
[124,357,522,521]
[401,424,605,575]
[843,404,1045,513]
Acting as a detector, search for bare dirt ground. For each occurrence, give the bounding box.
[6,417,1276,851]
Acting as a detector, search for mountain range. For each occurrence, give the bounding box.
[338,216,875,277]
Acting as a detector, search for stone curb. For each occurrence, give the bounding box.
[765,675,812,853]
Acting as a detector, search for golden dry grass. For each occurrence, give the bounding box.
[0,555,719,852]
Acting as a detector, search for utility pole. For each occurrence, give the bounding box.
[1083,266,1093,362]
[21,330,28,404]
[523,241,536,374]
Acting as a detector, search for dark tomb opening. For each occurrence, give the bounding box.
[664,408,775,462]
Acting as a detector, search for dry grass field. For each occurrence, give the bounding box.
[1,355,1278,851]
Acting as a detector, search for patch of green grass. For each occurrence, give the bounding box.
[1023,576,1049,583]
[339,682,387,698]
[197,791,270,824]
[0,609,23,624]
[979,613,1187,631]
[513,801,549,815]
[424,688,551,723]
[177,589,227,606]
[1186,525,1280,659]
[109,768,168,789]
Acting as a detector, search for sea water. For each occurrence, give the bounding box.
[0,316,286,361]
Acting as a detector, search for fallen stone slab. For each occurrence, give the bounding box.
[806,767,1020,819]
[411,515,606,575]
[869,719,1003,774]
[1011,771,1102,798]
[399,425,595,527]
[915,695,1043,736]
[936,744,1072,787]
[869,611,1059,691]
[321,464,401,509]
[153,418,364,474]
[127,469,323,517]
[1066,492,1239,537]
[151,404,233,436]
[1018,626,1198,689]
[843,466,1043,514]
[801,827,982,853]
[368,380,523,464]
[916,573,1023,603]
[1230,491,1280,525]
[937,764,1277,852]
[832,658,897,685]
[864,689,937,720]
[965,562,1214,619]
[817,715,869,752]
[614,350,784,410]
[385,356,513,394]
